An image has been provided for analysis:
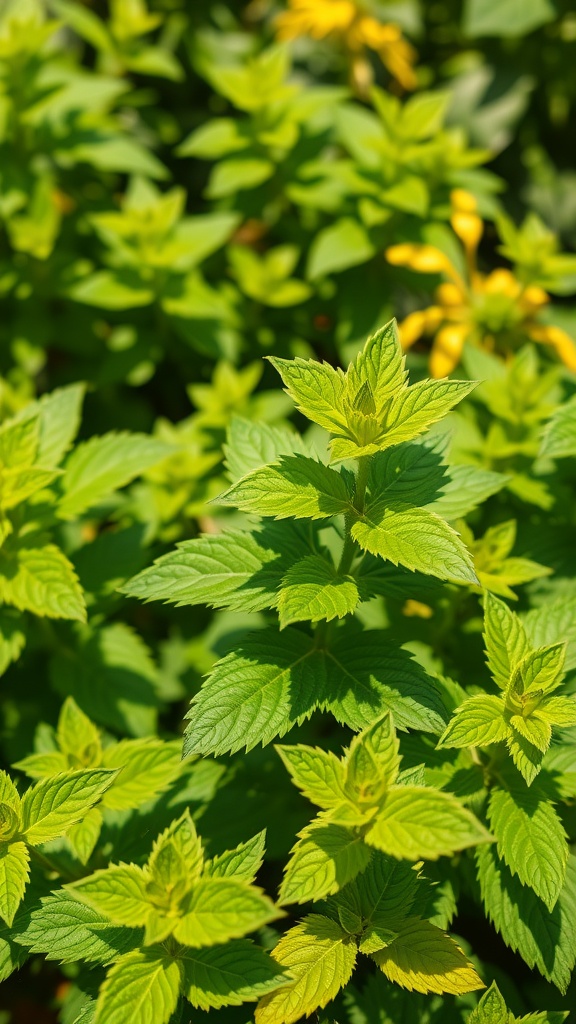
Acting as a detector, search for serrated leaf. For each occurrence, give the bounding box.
[345,714,401,798]
[279,824,372,904]
[173,878,280,947]
[267,357,347,435]
[0,466,61,510]
[365,786,492,860]
[0,416,38,468]
[334,850,420,927]
[57,697,101,763]
[218,456,351,520]
[278,555,361,626]
[351,505,477,585]
[0,843,29,927]
[21,769,116,845]
[67,806,102,865]
[484,593,529,689]
[346,321,407,409]
[121,531,290,613]
[14,890,140,964]
[466,981,508,1024]
[476,846,576,992]
[372,917,484,994]
[325,631,449,734]
[69,865,150,927]
[512,644,566,696]
[101,739,181,810]
[206,832,266,883]
[437,694,507,749]
[58,432,173,519]
[487,783,568,910]
[536,695,576,726]
[379,379,478,450]
[276,745,347,810]
[224,416,308,481]
[0,540,86,622]
[182,940,287,1009]
[507,724,548,785]
[148,811,204,892]
[94,950,181,1024]
[184,628,322,756]
[255,914,357,1024]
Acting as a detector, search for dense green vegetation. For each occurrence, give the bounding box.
[1,1,576,1022]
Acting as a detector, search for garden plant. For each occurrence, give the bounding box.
[1,1,576,1022]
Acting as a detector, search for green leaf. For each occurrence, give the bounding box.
[94,950,181,1024]
[536,696,576,726]
[334,851,420,932]
[0,610,26,677]
[50,622,161,737]
[512,644,566,696]
[372,917,483,994]
[378,379,477,450]
[487,783,568,910]
[508,723,548,784]
[68,807,102,865]
[0,540,86,622]
[148,811,204,892]
[324,631,448,734]
[476,846,576,992]
[351,505,477,585]
[21,769,116,845]
[173,878,280,947]
[345,714,401,797]
[307,218,376,279]
[0,467,61,510]
[466,981,508,1024]
[427,465,509,520]
[101,739,181,810]
[206,832,266,884]
[224,416,308,481]
[0,416,38,468]
[0,843,29,927]
[58,432,173,519]
[184,628,322,756]
[57,697,101,764]
[69,865,150,927]
[346,321,407,410]
[69,270,155,310]
[484,593,529,689]
[182,940,286,1010]
[218,456,351,520]
[267,356,347,435]
[279,824,372,904]
[14,890,141,964]
[278,555,361,626]
[255,914,357,1024]
[437,695,507,749]
[366,786,492,860]
[276,745,347,810]
[122,530,292,613]
[207,157,275,198]
[540,394,576,459]
[463,0,556,38]
[15,383,85,467]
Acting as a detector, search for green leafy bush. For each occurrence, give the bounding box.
[1,1,576,1022]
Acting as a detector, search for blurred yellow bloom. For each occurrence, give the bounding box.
[276,0,417,91]
[387,190,576,377]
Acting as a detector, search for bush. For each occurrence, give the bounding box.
[1,1,576,1022]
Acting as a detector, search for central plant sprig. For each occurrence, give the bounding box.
[124,319,484,760]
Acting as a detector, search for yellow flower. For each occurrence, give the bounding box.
[275,0,417,91]
[386,190,576,377]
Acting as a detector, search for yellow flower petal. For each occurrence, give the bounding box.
[481,268,521,298]
[450,189,478,214]
[436,282,465,307]
[398,310,427,350]
[430,323,470,378]
[528,324,576,372]
[450,212,483,252]
[520,284,549,312]
[386,243,451,274]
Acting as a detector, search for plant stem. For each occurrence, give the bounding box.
[337,455,372,576]
[354,456,371,515]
